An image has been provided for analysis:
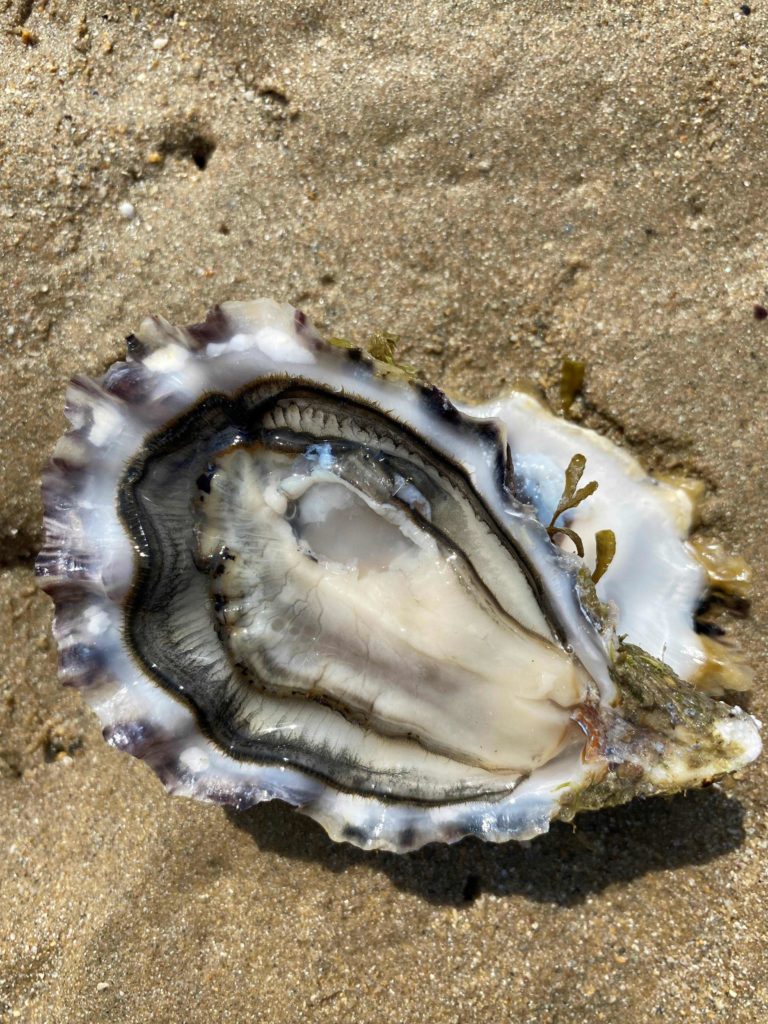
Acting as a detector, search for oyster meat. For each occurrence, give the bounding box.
[37,300,761,851]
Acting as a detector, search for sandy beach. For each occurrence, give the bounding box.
[1,1,767,1021]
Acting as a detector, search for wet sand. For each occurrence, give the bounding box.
[1,2,767,1021]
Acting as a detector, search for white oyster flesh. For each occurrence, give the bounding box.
[196,439,589,792]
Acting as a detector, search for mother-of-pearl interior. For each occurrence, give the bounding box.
[470,392,749,691]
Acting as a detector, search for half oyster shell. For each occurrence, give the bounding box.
[37,300,761,851]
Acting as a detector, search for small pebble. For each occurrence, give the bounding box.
[153,36,169,51]
[118,201,136,221]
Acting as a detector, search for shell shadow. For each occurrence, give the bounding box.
[225,787,746,907]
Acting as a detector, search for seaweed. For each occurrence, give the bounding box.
[366,331,401,364]
[547,453,617,582]
[546,453,597,558]
[592,529,616,585]
[327,331,417,376]
[559,357,586,413]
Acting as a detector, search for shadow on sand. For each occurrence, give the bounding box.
[226,786,746,907]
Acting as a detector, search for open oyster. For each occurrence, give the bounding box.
[37,300,761,851]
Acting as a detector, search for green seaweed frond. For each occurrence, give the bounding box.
[547,453,597,558]
[327,335,356,351]
[547,454,616,582]
[559,358,586,413]
[592,529,616,584]
[327,331,417,376]
[366,331,400,364]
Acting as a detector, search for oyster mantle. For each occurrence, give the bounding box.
[37,300,761,851]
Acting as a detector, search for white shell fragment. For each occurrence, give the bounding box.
[37,299,761,851]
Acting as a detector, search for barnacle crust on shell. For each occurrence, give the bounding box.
[37,299,761,851]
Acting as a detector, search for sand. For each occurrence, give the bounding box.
[1,1,767,1020]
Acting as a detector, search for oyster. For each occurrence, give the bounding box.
[37,299,761,851]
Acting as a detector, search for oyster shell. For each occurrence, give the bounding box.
[37,299,761,851]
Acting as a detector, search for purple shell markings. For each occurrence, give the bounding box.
[36,300,761,852]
